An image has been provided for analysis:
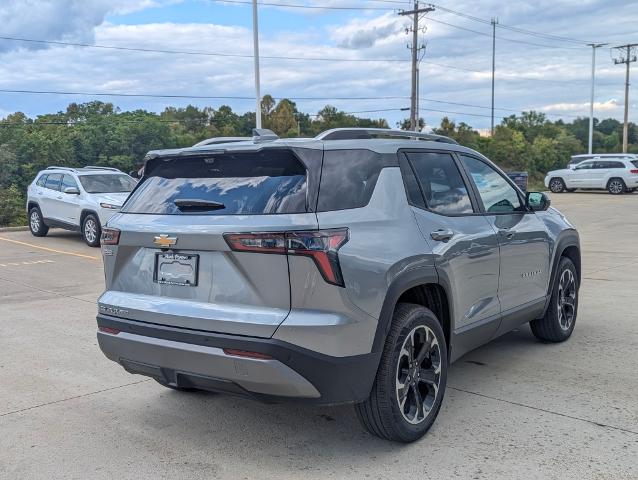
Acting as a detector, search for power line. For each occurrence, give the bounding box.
[208,0,393,10]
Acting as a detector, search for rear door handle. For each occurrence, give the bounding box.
[430,229,455,242]
[499,229,515,240]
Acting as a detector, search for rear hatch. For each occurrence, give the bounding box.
[99,146,321,338]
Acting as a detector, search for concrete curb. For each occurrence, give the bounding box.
[0,226,29,232]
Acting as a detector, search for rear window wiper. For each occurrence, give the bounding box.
[174,199,226,211]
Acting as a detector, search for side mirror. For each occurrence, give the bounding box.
[526,191,551,212]
[129,170,141,179]
[63,186,80,195]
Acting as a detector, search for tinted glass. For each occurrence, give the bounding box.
[575,162,594,170]
[407,152,473,215]
[608,161,625,169]
[79,174,136,194]
[317,150,385,211]
[36,174,47,187]
[122,150,307,215]
[61,174,78,190]
[44,174,62,191]
[399,156,426,209]
[459,155,523,213]
[632,161,638,169]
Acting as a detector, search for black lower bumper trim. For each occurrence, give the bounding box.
[97,314,380,405]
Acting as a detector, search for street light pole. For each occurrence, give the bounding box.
[588,43,606,154]
[252,0,262,129]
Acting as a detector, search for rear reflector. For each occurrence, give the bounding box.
[223,348,272,360]
[100,228,121,246]
[98,326,121,335]
[224,228,349,287]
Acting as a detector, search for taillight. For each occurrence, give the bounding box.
[223,348,272,360]
[100,228,120,245]
[630,169,638,174]
[98,326,120,335]
[224,228,349,287]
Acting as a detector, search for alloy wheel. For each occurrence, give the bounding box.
[550,179,564,193]
[609,180,624,194]
[84,219,97,244]
[30,211,40,232]
[395,325,441,425]
[557,268,576,331]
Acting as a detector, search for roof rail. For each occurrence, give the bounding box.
[193,136,251,147]
[252,128,279,144]
[82,166,121,171]
[45,166,77,172]
[315,128,458,145]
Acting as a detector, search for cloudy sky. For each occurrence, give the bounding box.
[0,0,637,129]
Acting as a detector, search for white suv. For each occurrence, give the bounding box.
[26,166,136,246]
[545,158,638,195]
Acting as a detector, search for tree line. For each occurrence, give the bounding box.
[0,95,636,226]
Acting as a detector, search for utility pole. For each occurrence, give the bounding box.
[588,43,606,154]
[399,2,434,131]
[490,18,497,136]
[252,0,262,129]
[612,43,637,153]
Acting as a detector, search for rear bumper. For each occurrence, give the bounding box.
[97,314,380,405]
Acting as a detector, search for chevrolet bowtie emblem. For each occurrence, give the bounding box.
[154,234,177,248]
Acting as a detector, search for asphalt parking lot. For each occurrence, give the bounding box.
[1,193,637,480]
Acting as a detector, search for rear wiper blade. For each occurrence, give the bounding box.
[174,199,225,211]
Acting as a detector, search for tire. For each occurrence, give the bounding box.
[549,178,566,193]
[530,257,578,342]
[607,178,626,195]
[28,207,49,237]
[82,213,101,247]
[355,303,448,443]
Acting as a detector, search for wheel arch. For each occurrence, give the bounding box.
[544,230,581,315]
[80,209,101,227]
[372,268,452,359]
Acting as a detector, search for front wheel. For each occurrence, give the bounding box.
[355,303,448,443]
[82,214,101,247]
[28,207,49,237]
[530,257,578,342]
[549,178,566,193]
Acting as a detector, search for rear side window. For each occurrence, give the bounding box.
[44,174,62,191]
[317,149,385,211]
[122,150,307,215]
[407,152,474,215]
[36,174,48,187]
[608,161,625,169]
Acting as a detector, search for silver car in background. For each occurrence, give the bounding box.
[96,128,581,442]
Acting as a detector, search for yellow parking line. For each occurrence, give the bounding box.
[0,236,99,261]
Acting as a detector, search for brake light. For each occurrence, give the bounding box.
[100,228,120,245]
[630,169,638,174]
[224,228,349,287]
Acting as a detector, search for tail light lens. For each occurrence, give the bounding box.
[630,169,638,174]
[100,228,120,246]
[224,228,349,287]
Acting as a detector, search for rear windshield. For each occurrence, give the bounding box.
[79,174,136,193]
[121,150,308,215]
[632,161,638,168]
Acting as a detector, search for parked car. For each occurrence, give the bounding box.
[567,153,638,168]
[96,128,581,443]
[27,166,137,246]
[545,158,638,194]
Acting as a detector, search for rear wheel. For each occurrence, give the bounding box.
[530,257,578,342]
[607,178,625,195]
[28,207,49,237]
[355,303,448,443]
[82,214,101,247]
[549,178,566,193]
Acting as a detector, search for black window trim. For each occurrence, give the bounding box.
[398,148,483,218]
[454,152,533,216]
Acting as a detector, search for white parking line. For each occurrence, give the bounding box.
[0,259,55,268]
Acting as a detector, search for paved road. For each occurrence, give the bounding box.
[1,194,637,479]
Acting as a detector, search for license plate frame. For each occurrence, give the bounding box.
[154,252,199,287]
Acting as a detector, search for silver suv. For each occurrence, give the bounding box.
[96,128,581,442]
[27,166,136,246]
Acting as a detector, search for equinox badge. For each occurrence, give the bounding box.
[154,234,177,248]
